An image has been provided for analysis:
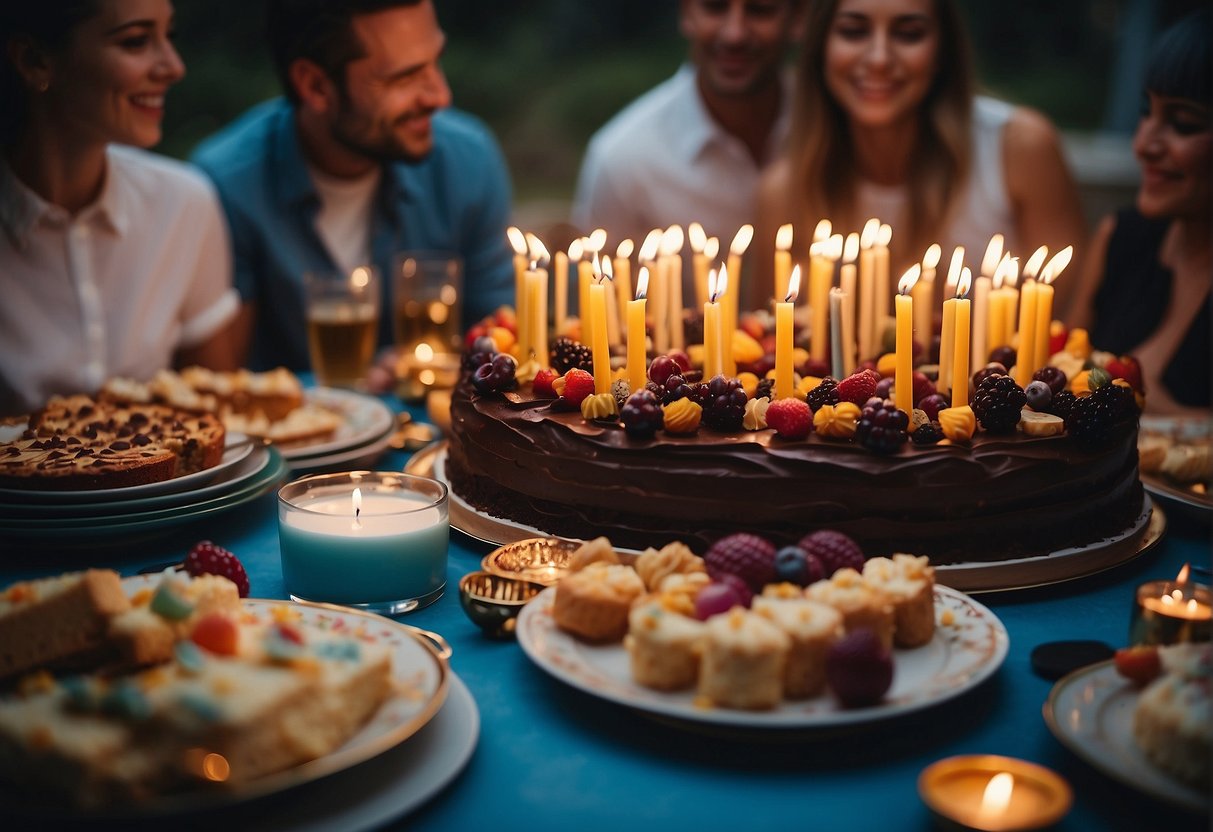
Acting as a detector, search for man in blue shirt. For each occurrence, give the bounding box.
[192,0,514,371]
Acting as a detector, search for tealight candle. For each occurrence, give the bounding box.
[1130,563,1212,645]
[919,755,1072,832]
[278,472,449,614]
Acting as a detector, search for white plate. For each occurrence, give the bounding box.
[1044,660,1209,814]
[286,427,395,474]
[1140,415,1213,443]
[278,389,395,460]
[2,583,452,819]
[0,433,254,504]
[516,585,1008,730]
[415,444,1162,594]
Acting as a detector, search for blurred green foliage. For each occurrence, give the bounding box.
[162,1,1203,206]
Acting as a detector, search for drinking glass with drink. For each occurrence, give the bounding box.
[304,266,380,390]
[393,252,463,402]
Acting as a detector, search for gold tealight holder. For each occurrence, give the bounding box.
[919,755,1072,831]
[481,537,582,586]
[1129,563,1211,646]
[458,571,546,638]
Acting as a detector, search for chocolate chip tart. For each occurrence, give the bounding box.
[0,395,226,491]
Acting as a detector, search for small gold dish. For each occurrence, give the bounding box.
[458,571,546,638]
[481,537,581,586]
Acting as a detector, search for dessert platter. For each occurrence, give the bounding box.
[517,583,1007,730]
[0,570,455,820]
[1138,415,1212,518]
[279,387,396,472]
[1044,646,1210,814]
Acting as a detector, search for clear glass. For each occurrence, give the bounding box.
[304,266,380,390]
[277,471,449,615]
[392,251,463,402]
[1129,579,1212,646]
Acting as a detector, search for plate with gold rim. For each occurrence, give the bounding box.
[516,585,1007,730]
[1043,659,1208,814]
[0,586,451,820]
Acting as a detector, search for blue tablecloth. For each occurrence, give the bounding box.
[3,396,1210,832]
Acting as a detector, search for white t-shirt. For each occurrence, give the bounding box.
[307,163,380,276]
[856,96,1018,264]
[572,64,790,270]
[0,145,238,415]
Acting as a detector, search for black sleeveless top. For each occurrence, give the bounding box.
[1090,208,1210,408]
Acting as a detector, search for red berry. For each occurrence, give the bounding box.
[826,629,893,707]
[765,398,812,439]
[562,369,595,406]
[184,541,250,598]
[532,368,559,398]
[648,355,679,385]
[798,530,865,577]
[715,573,754,608]
[703,533,777,592]
[835,369,880,406]
[912,371,935,407]
[693,581,745,620]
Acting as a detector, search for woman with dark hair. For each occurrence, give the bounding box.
[1070,10,1210,415]
[753,0,1087,316]
[0,1,239,416]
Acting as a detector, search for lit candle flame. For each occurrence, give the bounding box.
[776,223,794,252]
[602,255,613,282]
[568,238,584,261]
[710,264,729,303]
[526,233,550,266]
[877,223,892,247]
[979,772,1014,820]
[704,237,720,260]
[350,266,371,289]
[957,267,973,299]
[507,226,527,256]
[843,232,860,264]
[993,253,1018,288]
[1177,563,1191,583]
[922,243,942,270]
[688,222,706,253]
[707,268,717,303]
[616,238,634,259]
[415,342,434,362]
[587,228,608,253]
[785,264,802,303]
[660,224,685,257]
[982,234,1005,277]
[860,218,880,249]
[946,246,966,293]
[827,233,844,261]
[639,229,663,264]
[1024,245,1048,280]
[352,487,362,529]
[635,266,649,300]
[729,224,754,256]
[899,263,921,295]
[1040,246,1073,285]
[814,218,833,243]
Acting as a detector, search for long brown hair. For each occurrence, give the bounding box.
[782,0,975,269]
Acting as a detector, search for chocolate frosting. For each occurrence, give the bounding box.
[448,382,1142,563]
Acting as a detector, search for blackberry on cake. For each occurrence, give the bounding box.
[972,374,1027,434]
[551,336,593,374]
[806,377,840,412]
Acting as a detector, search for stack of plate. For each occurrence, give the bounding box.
[0,434,287,543]
[280,388,397,473]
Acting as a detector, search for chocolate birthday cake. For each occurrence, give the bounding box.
[447,377,1143,565]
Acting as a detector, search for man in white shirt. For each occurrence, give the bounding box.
[572,0,804,261]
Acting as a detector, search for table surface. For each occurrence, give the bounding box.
[3,395,1210,832]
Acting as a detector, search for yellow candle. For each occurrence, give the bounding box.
[627,267,649,392]
[987,277,1008,358]
[774,223,793,309]
[1034,247,1072,372]
[840,233,859,375]
[857,219,879,361]
[970,274,991,371]
[874,223,892,339]
[1014,279,1039,387]
[524,237,550,367]
[775,265,801,400]
[726,224,752,306]
[689,222,708,307]
[508,225,527,314]
[614,239,633,344]
[896,265,920,417]
[725,225,751,377]
[590,267,611,394]
[939,297,955,396]
[952,269,972,408]
[578,255,593,345]
[554,245,572,339]
[704,266,725,380]
[809,241,833,364]
[668,252,684,352]
[913,244,940,360]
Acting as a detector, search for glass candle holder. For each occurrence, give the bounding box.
[918,755,1071,832]
[1130,577,1212,646]
[278,471,449,615]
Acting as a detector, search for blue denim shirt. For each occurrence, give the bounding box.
[191,98,515,371]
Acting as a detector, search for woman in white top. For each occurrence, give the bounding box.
[754,0,1087,323]
[0,1,240,416]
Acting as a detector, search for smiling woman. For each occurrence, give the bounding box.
[0,0,241,417]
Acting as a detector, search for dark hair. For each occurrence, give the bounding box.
[267,0,425,106]
[1145,9,1210,104]
[0,2,100,143]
